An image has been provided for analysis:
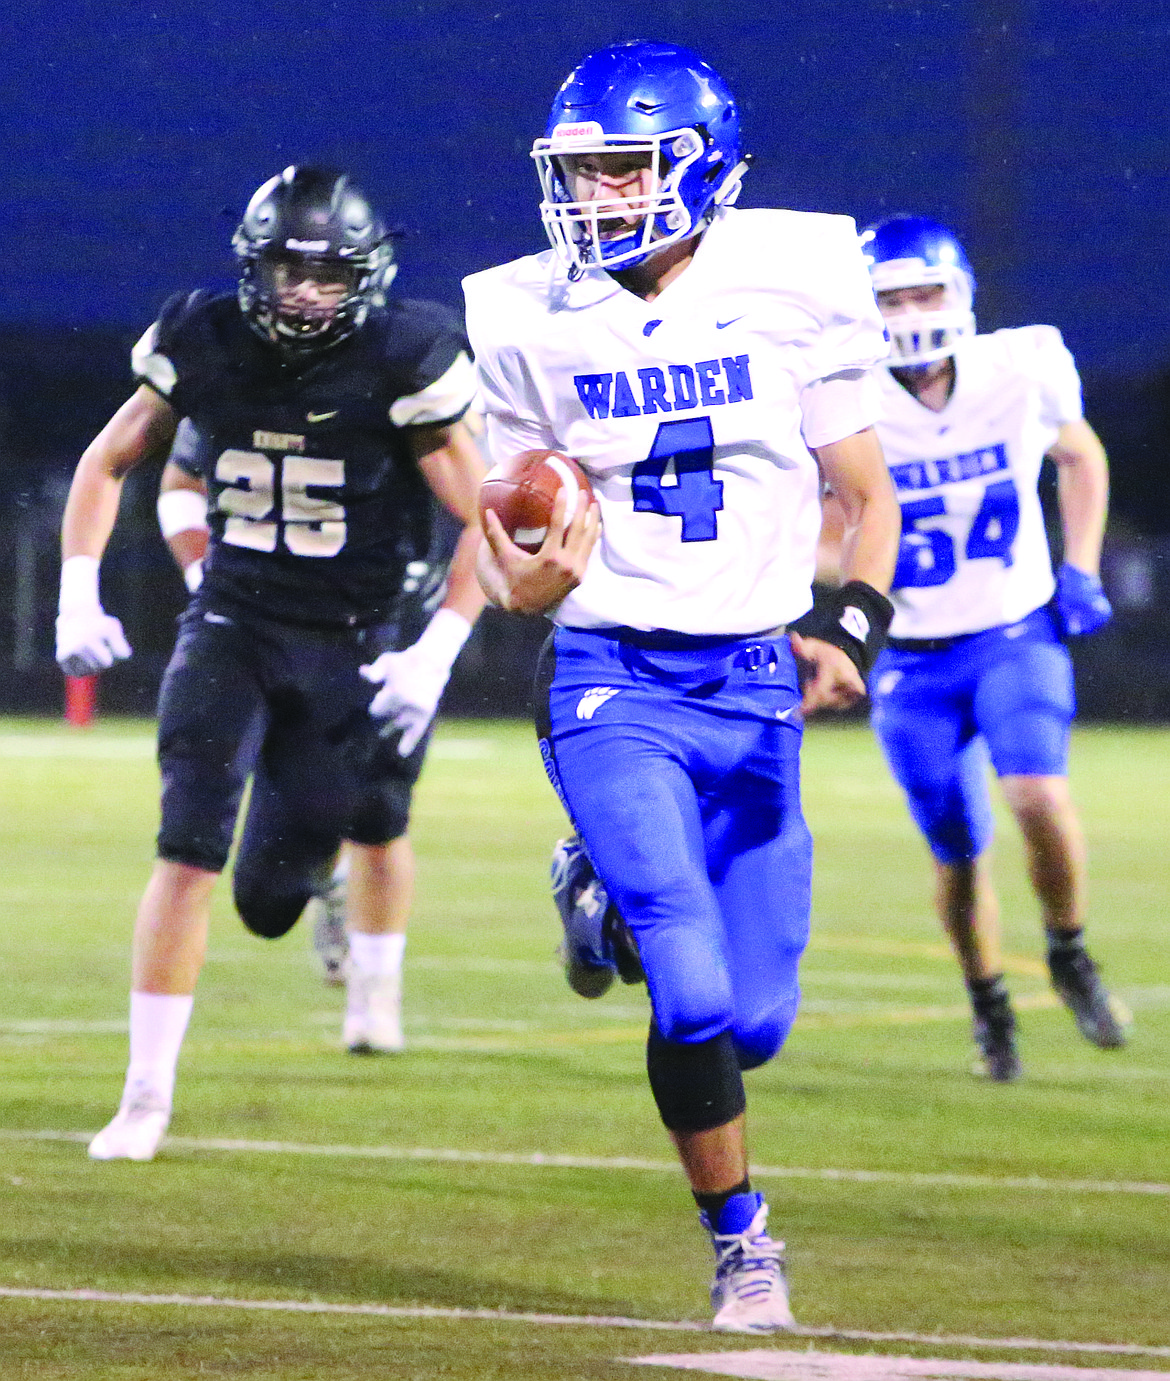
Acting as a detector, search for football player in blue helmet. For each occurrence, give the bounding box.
[859,215,976,368]
[836,213,1126,1083]
[471,38,901,1334]
[233,166,397,353]
[531,40,749,278]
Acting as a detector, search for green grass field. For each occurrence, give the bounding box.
[0,716,1167,1379]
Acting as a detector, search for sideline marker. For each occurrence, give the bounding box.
[64,674,97,727]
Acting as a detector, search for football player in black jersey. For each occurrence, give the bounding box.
[56,166,487,1161]
[155,417,466,986]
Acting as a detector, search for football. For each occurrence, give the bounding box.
[478,449,594,554]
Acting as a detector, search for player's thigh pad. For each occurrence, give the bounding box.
[975,639,1075,778]
[156,609,268,873]
[871,651,994,864]
[703,715,811,1068]
[343,727,429,845]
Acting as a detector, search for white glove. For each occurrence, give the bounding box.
[360,608,472,756]
[55,555,132,676]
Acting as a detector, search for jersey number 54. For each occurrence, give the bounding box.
[893,477,1019,589]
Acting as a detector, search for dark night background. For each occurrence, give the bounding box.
[2,0,1169,715]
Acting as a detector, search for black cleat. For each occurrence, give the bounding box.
[1047,940,1130,1049]
[971,989,1022,1082]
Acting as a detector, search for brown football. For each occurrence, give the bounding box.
[478,449,594,554]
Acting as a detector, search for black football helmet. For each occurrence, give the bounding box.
[233,166,396,352]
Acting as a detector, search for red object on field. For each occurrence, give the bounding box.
[64,674,97,727]
[479,449,594,554]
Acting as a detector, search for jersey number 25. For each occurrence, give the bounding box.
[215,450,346,558]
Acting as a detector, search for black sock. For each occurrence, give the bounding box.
[965,973,1010,1012]
[694,1176,752,1224]
[1046,927,1085,955]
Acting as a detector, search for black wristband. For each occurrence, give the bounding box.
[790,580,895,680]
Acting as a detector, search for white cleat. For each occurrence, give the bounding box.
[343,971,404,1054]
[707,1200,796,1334]
[87,1087,171,1162]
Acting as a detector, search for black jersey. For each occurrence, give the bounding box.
[135,289,474,627]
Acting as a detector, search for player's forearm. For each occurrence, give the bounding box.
[1055,430,1109,575]
[813,430,900,594]
[166,529,209,575]
[441,523,489,625]
[838,492,900,593]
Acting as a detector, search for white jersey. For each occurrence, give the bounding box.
[463,207,887,635]
[875,325,1083,640]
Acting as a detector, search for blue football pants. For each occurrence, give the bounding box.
[537,626,812,1070]
[870,608,1076,864]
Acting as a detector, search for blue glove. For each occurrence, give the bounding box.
[1055,562,1112,637]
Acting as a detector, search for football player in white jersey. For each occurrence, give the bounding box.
[851,214,1127,1082]
[464,41,900,1332]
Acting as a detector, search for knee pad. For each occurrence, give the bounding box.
[156,760,241,875]
[346,772,413,846]
[901,739,994,865]
[233,880,314,940]
[732,999,799,1071]
[646,1023,746,1133]
[232,838,336,939]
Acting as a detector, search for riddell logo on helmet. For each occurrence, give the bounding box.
[285,238,330,252]
[552,121,605,142]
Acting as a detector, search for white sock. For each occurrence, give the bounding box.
[348,932,406,978]
[124,991,193,1108]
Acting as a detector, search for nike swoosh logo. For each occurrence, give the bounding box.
[643,320,663,337]
[307,410,339,423]
[716,315,745,330]
[203,612,232,626]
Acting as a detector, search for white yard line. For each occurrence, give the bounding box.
[2,1128,1166,1196]
[0,1287,1167,1364]
[629,1351,1170,1379]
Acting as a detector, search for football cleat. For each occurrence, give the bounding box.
[971,990,1022,1083]
[344,971,404,1053]
[703,1194,795,1334]
[307,873,348,986]
[1047,941,1130,1049]
[88,1084,171,1162]
[551,835,643,999]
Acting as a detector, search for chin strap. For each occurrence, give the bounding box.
[713,157,751,209]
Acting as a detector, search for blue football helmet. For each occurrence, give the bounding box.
[532,40,748,276]
[859,215,976,366]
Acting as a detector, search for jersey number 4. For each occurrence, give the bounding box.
[893,478,1020,589]
[216,451,345,558]
[632,417,723,542]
